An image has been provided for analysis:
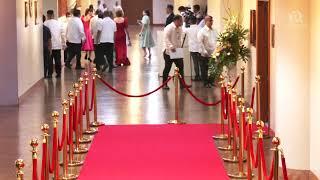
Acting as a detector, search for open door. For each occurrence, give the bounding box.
[256,0,270,123]
[121,0,153,25]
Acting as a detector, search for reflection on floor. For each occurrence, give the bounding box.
[0,26,315,180]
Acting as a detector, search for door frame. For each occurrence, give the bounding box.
[256,0,271,123]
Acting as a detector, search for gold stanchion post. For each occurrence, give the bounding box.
[218,82,233,151]
[271,137,280,180]
[241,66,245,98]
[228,98,248,179]
[60,100,77,180]
[213,75,228,140]
[90,68,105,127]
[52,111,60,180]
[30,138,38,180]
[73,83,89,154]
[41,124,50,180]
[246,108,254,180]
[15,159,25,180]
[83,73,98,134]
[78,77,92,144]
[67,91,84,167]
[168,67,185,124]
[255,75,271,139]
[223,90,241,162]
[256,120,264,180]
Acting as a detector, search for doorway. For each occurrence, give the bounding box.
[121,0,153,25]
[256,0,270,123]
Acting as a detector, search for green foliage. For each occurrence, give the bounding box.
[208,16,251,82]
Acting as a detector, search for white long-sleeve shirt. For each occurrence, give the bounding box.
[197,25,218,57]
[183,24,201,53]
[66,17,86,44]
[44,19,65,50]
[164,22,184,55]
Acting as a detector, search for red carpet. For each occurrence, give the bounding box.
[78,124,229,180]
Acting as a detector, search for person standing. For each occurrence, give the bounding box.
[198,16,217,88]
[162,15,191,90]
[44,10,65,78]
[96,11,117,72]
[138,9,155,58]
[65,9,86,69]
[183,16,201,81]
[114,9,130,66]
[165,4,175,27]
[58,12,71,63]
[81,8,94,62]
[43,15,52,78]
[91,10,104,71]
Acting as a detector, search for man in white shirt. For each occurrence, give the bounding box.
[163,15,191,90]
[197,16,217,88]
[58,12,71,63]
[96,11,117,72]
[91,10,104,71]
[65,9,86,69]
[183,16,201,81]
[44,10,65,78]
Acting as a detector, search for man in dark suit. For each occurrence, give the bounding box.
[165,4,175,27]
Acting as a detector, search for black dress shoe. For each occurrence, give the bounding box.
[163,85,170,90]
[55,74,61,78]
[65,63,72,69]
[47,75,52,79]
[102,65,108,72]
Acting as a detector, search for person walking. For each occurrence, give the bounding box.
[96,11,117,72]
[65,9,86,69]
[81,8,94,62]
[114,9,130,66]
[43,15,52,78]
[138,9,155,58]
[44,10,65,78]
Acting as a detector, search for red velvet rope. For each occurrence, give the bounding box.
[243,112,247,149]
[33,158,38,180]
[248,124,255,165]
[49,127,57,174]
[232,101,238,139]
[83,83,88,115]
[180,77,221,106]
[259,139,267,176]
[41,142,47,180]
[89,78,95,111]
[224,88,228,119]
[232,76,240,89]
[221,87,227,119]
[73,96,78,132]
[68,105,73,145]
[281,155,289,180]
[251,87,255,109]
[58,113,67,151]
[98,76,173,97]
[268,157,275,180]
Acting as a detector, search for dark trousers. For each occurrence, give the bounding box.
[200,56,210,85]
[63,46,69,62]
[163,51,184,84]
[94,44,103,69]
[43,49,51,77]
[66,42,82,68]
[190,52,201,78]
[51,49,62,75]
[100,43,114,68]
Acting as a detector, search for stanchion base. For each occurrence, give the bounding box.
[73,146,89,154]
[60,174,78,180]
[78,137,92,144]
[223,156,247,163]
[167,120,186,124]
[218,145,237,151]
[90,121,105,127]
[228,172,249,179]
[67,160,84,167]
[83,127,98,135]
[253,134,272,139]
[212,134,228,140]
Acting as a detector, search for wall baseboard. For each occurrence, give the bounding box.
[18,78,44,104]
[311,169,320,179]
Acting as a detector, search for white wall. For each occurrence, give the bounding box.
[309,0,320,177]
[43,0,57,16]
[153,0,174,24]
[16,0,44,97]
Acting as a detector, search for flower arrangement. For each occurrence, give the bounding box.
[208,15,251,82]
